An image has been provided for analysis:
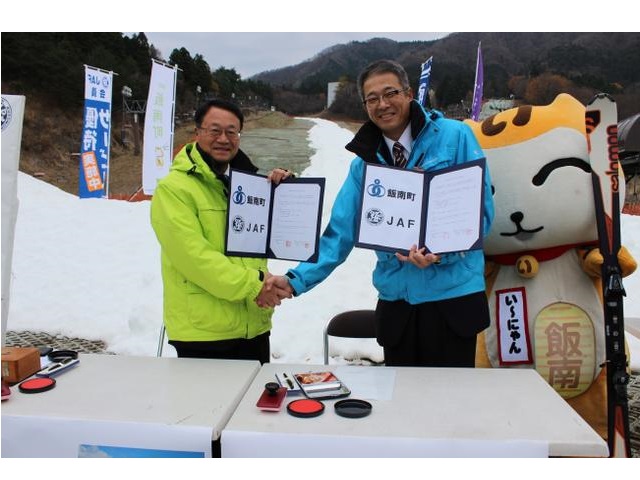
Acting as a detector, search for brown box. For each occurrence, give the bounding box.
[1,347,41,384]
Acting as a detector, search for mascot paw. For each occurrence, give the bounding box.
[619,246,638,277]
[583,248,604,278]
[583,246,637,278]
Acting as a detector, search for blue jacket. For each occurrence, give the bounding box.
[287,102,494,304]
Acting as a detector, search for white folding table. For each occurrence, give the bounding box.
[221,364,608,457]
[2,353,260,457]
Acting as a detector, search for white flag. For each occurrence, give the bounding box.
[143,60,177,195]
[1,94,25,344]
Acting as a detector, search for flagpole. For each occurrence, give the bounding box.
[82,64,119,77]
[151,58,183,72]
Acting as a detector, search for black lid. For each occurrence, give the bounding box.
[286,399,325,418]
[334,398,372,418]
[19,377,56,394]
[48,350,78,361]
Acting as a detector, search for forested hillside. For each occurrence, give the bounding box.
[1,32,275,194]
[2,32,639,195]
[1,32,272,114]
[255,32,640,119]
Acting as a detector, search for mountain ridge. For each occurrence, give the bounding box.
[251,32,640,117]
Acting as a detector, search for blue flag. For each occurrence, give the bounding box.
[417,56,433,108]
[471,42,483,121]
[79,65,113,198]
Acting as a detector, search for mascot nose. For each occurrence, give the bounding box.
[510,211,524,224]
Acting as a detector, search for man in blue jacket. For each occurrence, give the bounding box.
[273,59,494,367]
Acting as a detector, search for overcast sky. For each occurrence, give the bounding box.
[4,1,626,80]
[136,33,448,79]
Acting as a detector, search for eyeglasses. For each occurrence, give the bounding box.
[197,127,241,140]
[362,88,410,108]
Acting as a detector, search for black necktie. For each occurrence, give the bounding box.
[218,173,230,197]
[393,142,407,168]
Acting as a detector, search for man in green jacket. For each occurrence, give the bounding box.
[150,99,291,363]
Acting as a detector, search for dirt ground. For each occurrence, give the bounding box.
[19,109,306,198]
[106,110,361,198]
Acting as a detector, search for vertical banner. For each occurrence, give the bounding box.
[142,60,178,195]
[417,56,433,108]
[79,66,113,198]
[470,42,484,121]
[1,94,25,345]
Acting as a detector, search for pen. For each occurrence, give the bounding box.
[283,373,295,389]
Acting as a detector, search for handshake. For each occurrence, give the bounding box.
[255,273,294,308]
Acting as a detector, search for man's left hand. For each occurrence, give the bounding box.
[395,245,440,269]
[267,168,292,185]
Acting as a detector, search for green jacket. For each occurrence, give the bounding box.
[150,143,272,342]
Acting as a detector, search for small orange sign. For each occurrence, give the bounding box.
[81,152,104,192]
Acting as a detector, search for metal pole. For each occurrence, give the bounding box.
[157,325,166,357]
[104,164,109,199]
[121,95,126,146]
[83,64,120,76]
[169,65,178,163]
[133,113,140,156]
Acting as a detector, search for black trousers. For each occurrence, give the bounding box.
[169,331,271,364]
[375,291,489,367]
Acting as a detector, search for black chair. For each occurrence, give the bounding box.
[323,309,377,364]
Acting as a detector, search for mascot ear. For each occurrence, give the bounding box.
[466,94,587,151]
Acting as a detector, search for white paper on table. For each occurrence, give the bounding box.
[2,416,211,458]
[334,365,396,401]
[222,430,549,458]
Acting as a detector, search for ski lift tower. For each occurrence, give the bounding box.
[121,85,132,146]
[121,87,146,155]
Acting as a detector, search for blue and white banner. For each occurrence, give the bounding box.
[1,94,25,344]
[79,66,113,198]
[417,56,433,108]
[142,60,178,195]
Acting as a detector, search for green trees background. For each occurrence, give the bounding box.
[2,32,639,119]
[1,32,274,114]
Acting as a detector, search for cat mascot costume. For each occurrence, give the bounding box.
[465,93,636,438]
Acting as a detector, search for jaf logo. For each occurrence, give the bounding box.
[367,179,386,197]
[232,185,246,204]
[231,215,245,233]
[365,208,385,226]
[1,97,12,132]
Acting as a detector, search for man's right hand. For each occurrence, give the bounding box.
[267,275,294,294]
[255,273,293,308]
